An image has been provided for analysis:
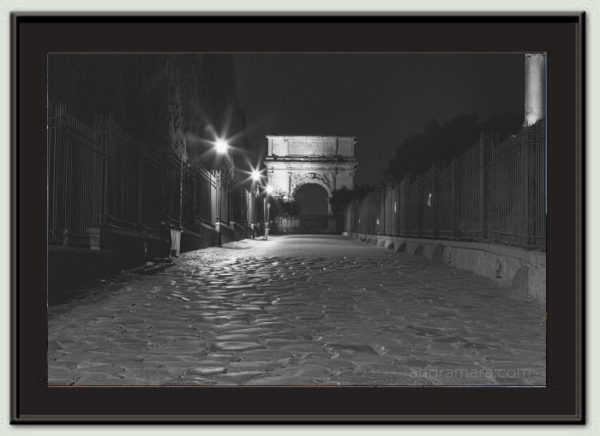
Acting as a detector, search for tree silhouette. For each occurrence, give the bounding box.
[386,111,522,182]
[330,185,376,215]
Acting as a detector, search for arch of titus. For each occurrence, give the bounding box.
[264,135,358,213]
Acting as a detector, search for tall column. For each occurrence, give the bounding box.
[524,53,546,126]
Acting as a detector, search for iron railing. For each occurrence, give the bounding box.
[48,102,248,248]
[344,119,546,251]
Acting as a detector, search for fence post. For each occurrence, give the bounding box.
[526,124,537,248]
[137,144,144,227]
[350,201,354,233]
[451,156,459,237]
[404,178,410,237]
[479,132,487,241]
[63,105,72,244]
[418,175,423,238]
[48,103,57,241]
[433,161,440,239]
[350,201,353,234]
[394,183,400,236]
[94,115,104,224]
[101,114,112,226]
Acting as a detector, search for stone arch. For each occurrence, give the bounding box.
[291,176,333,201]
[290,176,333,214]
[264,136,357,217]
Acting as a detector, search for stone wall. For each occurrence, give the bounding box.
[349,233,546,303]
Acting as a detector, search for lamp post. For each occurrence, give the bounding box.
[250,169,260,236]
[264,185,273,240]
[214,139,229,247]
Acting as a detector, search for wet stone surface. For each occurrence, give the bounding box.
[48,235,546,386]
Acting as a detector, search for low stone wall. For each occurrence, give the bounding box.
[349,233,546,303]
[231,222,249,241]
[49,222,248,301]
[181,223,217,252]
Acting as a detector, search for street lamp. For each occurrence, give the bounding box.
[249,167,263,239]
[214,139,229,155]
[214,139,230,246]
[264,185,273,240]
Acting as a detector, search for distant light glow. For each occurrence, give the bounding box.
[265,185,274,195]
[214,139,229,154]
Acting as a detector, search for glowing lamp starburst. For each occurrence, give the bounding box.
[214,139,229,155]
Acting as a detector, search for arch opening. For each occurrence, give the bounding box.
[293,183,330,233]
[295,183,329,217]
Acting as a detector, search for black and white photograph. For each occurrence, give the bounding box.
[45,50,548,388]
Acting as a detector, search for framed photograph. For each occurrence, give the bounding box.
[11,13,584,423]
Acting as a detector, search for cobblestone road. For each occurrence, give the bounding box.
[48,235,545,386]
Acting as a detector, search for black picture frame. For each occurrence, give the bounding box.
[11,13,584,424]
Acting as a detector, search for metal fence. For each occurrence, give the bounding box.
[344,119,546,251]
[48,103,245,248]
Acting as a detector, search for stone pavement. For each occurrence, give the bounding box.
[48,235,546,386]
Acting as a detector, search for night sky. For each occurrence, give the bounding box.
[233,53,525,184]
